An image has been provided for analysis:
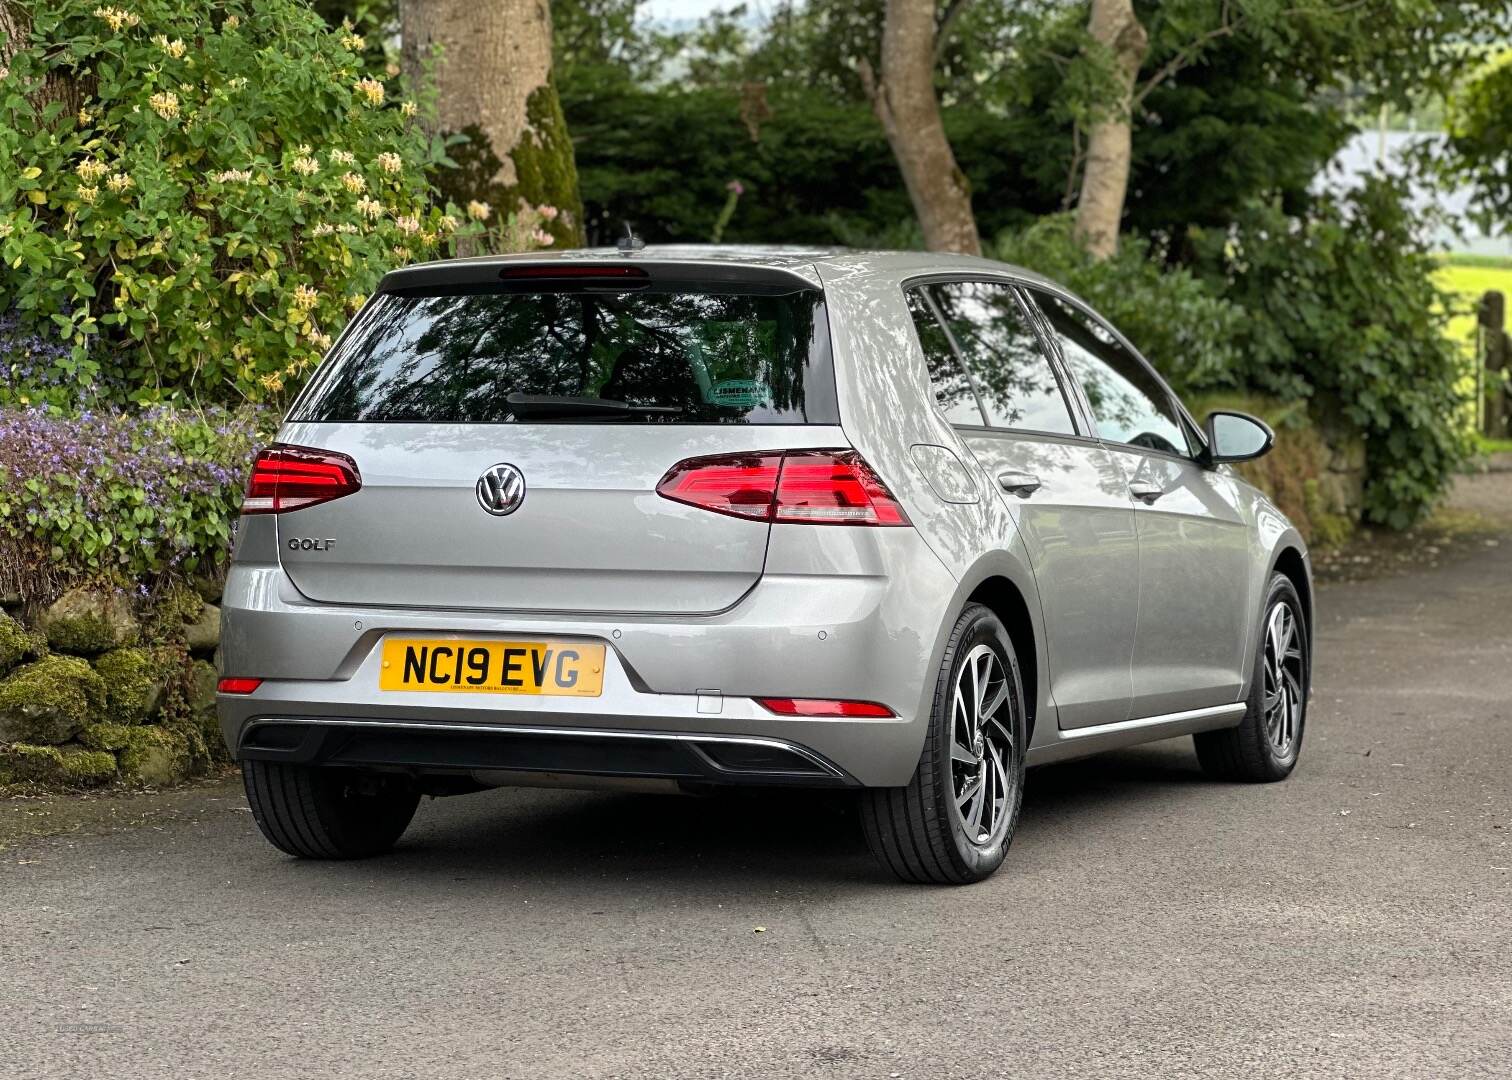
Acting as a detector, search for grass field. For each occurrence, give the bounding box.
[1436,255,1512,353]
[1434,256,1512,433]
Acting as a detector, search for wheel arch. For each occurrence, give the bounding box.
[1271,543,1313,641]
[940,555,1048,746]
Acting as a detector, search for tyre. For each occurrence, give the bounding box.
[862,603,1027,884]
[241,759,420,859]
[1194,572,1310,782]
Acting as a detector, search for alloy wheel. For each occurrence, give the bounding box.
[1262,601,1305,757]
[949,644,1017,847]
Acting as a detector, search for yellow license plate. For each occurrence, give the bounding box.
[378,639,605,697]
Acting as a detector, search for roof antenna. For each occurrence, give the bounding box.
[617,222,645,255]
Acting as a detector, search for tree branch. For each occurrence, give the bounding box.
[1133,0,1371,110]
[934,0,976,65]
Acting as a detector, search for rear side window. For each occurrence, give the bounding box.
[905,289,984,426]
[292,287,837,424]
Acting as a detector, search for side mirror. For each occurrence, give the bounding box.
[1203,410,1274,464]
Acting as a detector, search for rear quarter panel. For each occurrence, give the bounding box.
[815,260,1054,740]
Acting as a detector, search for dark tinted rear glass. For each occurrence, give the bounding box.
[291,286,837,424]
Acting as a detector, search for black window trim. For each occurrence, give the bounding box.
[899,274,1094,443]
[1015,282,1211,465]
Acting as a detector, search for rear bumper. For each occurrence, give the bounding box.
[218,529,958,787]
[237,717,855,787]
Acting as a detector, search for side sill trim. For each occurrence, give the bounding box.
[1060,703,1246,741]
[1026,703,1246,767]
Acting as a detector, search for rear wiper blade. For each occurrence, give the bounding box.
[503,393,682,418]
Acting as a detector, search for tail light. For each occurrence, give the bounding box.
[656,449,909,526]
[217,677,263,695]
[756,697,894,718]
[241,445,361,515]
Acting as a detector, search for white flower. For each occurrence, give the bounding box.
[376,152,403,174]
[76,159,109,183]
[340,171,365,194]
[394,214,420,235]
[152,34,187,59]
[149,91,180,121]
[466,200,491,222]
[354,196,383,219]
[291,155,320,177]
[353,77,385,107]
[93,7,141,32]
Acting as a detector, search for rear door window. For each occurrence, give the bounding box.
[926,281,1078,436]
[292,286,836,424]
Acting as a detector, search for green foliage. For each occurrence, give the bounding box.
[988,215,1245,397]
[1443,49,1512,231]
[0,406,273,599]
[0,0,472,406]
[1191,178,1474,529]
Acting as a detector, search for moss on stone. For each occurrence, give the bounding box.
[0,612,44,675]
[146,583,204,643]
[186,658,218,716]
[183,604,220,655]
[93,647,168,725]
[80,722,192,786]
[40,587,139,655]
[0,655,107,745]
[0,743,117,787]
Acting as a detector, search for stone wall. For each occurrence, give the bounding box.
[0,582,224,789]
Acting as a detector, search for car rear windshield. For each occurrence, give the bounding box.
[290,284,838,424]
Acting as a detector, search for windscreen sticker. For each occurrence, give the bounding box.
[706,379,771,409]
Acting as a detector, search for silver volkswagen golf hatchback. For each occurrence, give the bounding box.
[219,248,1312,884]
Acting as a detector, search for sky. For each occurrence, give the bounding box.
[643,0,749,21]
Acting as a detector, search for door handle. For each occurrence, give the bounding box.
[997,471,1043,497]
[1129,481,1165,504]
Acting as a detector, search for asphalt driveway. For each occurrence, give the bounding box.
[3,482,1510,1079]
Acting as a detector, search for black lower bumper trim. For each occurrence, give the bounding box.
[237,720,854,788]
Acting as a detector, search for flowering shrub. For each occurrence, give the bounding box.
[0,0,506,408]
[0,405,272,598]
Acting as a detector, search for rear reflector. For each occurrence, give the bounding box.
[656,449,909,526]
[242,445,361,515]
[755,697,894,718]
[217,677,263,695]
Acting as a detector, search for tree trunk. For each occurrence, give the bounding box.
[864,0,980,256]
[1073,0,1149,261]
[400,0,584,247]
[0,1,92,121]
